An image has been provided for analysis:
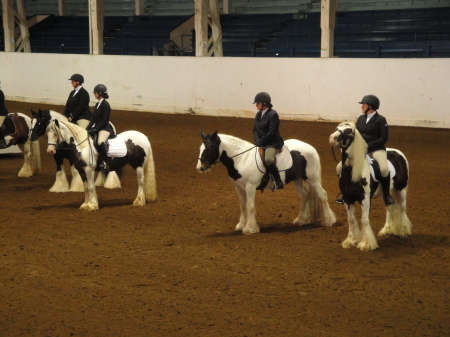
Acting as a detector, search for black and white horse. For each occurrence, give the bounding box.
[30,109,120,192]
[197,131,336,234]
[45,119,157,210]
[329,122,412,251]
[1,112,40,177]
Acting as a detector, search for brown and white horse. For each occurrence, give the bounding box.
[1,112,40,177]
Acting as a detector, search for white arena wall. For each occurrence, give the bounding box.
[0,52,448,128]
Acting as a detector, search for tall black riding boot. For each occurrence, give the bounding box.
[98,142,110,171]
[268,163,284,191]
[380,173,395,206]
[0,125,6,147]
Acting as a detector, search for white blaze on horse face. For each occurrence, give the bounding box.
[329,130,340,147]
[196,144,207,172]
[47,130,57,154]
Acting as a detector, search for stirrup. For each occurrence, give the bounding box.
[99,162,109,171]
[271,181,284,191]
[335,192,344,204]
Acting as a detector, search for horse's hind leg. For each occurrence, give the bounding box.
[133,166,146,206]
[292,179,310,225]
[306,179,336,226]
[379,188,412,237]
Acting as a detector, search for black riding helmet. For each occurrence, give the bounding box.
[93,84,107,95]
[69,74,84,83]
[359,95,380,110]
[253,92,271,104]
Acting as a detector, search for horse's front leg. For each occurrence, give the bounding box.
[234,183,247,232]
[342,203,361,248]
[357,198,378,251]
[49,151,69,192]
[242,183,259,235]
[17,143,34,177]
[80,167,98,211]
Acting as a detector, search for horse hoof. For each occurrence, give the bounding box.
[242,227,260,235]
[235,223,245,231]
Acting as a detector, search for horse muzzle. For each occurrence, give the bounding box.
[47,145,57,154]
[197,159,212,173]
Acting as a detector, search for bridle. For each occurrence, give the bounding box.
[330,127,353,163]
[199,139,256,171]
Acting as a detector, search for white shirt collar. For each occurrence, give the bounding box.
[366,111,377,123]
[73,85,82,96]
[97,98,104,107]
[261,108,269,117]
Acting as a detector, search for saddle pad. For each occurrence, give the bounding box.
[367,155,396,182]
[256,145,293,173]
[89,135,127,158]
[107,136,127,157]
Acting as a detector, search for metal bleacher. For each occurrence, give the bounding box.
[2,1,449,57]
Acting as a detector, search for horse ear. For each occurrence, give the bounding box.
[54,119,60,128]
[211,130,218,141]
[31,109,37,116]
[201,131,207,140]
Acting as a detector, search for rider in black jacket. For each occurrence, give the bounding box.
[337,95,394,206]
[64,74,92,129]
[87,84,114,171]
[252,92,284,191]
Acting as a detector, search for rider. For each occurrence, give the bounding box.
[336,95,395,206]
[0,88,8,147]
[252,92,284,191]
[87,84,113,171]
[64,74,92,129]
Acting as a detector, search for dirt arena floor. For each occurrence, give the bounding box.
[1,101,449,337]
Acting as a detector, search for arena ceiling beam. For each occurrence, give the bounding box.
[1,0,30,52]
[194,0,223,57]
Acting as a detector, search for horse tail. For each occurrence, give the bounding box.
[30,139,41,173]
[144,144,157,202]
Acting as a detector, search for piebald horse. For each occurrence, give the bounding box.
[197,131,336,234]
[30,109,120,192]
[1,112,40,177]
[46,119,157,210]
[329,122,412,251]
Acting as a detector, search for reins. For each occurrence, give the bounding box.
[330,128,346,163]
[199,144,257,167]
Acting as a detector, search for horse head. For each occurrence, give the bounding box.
[30,109,51,141]
[329,122,356,150]
[197,130,220,173]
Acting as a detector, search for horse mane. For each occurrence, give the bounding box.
[218,134,253,151]
[59,121,90,149]
[49,110,68,122]
[345,122,368,183]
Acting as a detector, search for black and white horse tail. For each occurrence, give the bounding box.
[144,144,157,203]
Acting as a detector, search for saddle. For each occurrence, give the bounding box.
[256,146,293,191]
